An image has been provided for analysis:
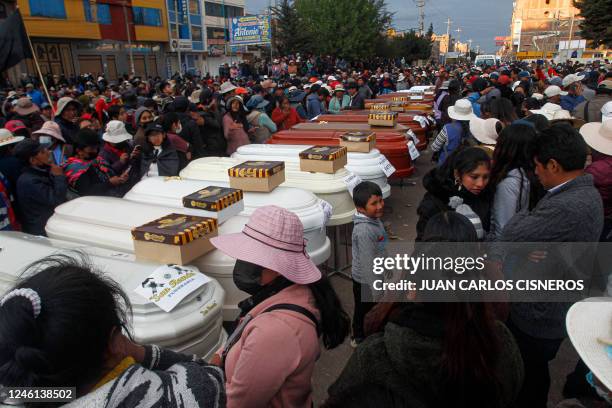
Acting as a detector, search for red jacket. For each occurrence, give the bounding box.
[271,107,302,131]
[585,154,612,218]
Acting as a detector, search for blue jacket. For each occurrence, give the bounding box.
[466,92,482,117]
[351,213,387,288]
[560,94,586,112]
[16,166,68,236]
[27,89,45,107]
[306,93,323,119]
[438,122,464,165]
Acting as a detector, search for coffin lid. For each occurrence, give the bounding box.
[125,177,325,232]
[181,156,348,195]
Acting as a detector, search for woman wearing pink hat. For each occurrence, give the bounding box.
[210,205,350,408]
[32,121,68,166]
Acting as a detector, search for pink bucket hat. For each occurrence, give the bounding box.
[210,206,322,285]
[32,121,65,143]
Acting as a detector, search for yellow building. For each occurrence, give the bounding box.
[510,0,609,60]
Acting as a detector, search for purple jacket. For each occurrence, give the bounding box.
[586,154,612,218]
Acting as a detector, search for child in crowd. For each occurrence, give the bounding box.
[350,181,387,347]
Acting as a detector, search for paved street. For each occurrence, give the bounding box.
[312,148,592,408]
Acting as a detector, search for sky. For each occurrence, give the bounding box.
[244,0,514,54]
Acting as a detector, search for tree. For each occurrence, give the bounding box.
[426,23,434,40]
[271,0,307,55]
[295,0,392,59]
[574,0,612,48]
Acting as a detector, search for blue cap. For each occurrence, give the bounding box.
[518,71,530,78]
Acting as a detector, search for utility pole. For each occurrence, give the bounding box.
[445,17,451,54]
[174,0,183,77]
[416,0,425,36]
[454,27,462,52]
[122,2,135,76]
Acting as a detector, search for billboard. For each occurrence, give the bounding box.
[230,15,271,45]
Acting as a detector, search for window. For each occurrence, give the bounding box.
[29,0,66,18]
[189,0,200,15]
[204,2,243,18]
[192,26,203,42]
[207,26,228,40]
[166,0,175,12]
[133,7,162,26]
[83,1,111,24]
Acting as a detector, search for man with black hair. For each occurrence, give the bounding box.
[107,105,127,123]
[14,139,67,236]
[350,181,386,347]
[347,83,365,110]
[501,123,604,408]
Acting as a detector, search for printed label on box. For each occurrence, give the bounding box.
[377,156,396,177]
[407,141,421,161]
[407,129,419,144]
[413,115,428,128]
[343,172,363,195]
[134,264,212,312]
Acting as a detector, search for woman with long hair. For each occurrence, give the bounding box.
[209,205,350,408]
[488,123,544,240]
[326,212,524,408]
[416,147,493,241]
[0,255,225,406]
[223,96,251,155]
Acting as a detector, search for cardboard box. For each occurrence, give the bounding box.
[389,101,409,112]
[339,131,377,153]
[182,186,244,222]
[132,213,218,265]
[228,161,285,192]
[368,111,398,127]
[369,103,391,111]
[299,146,348,174]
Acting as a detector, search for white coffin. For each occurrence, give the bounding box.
[232,144,392,199]
[0,232,225,359]
[180,157,356,226]
[46,196,330,321]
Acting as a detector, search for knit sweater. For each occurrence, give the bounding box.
[501,174,604,339]
[65,345,225,407]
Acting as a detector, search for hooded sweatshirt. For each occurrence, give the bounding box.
[351,213,387,287]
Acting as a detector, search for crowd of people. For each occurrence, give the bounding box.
[0,54,611,408]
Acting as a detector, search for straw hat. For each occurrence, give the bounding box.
[32,121,65,143]
[550,110,585,128]
[579,120,612,156]
[211,206,321,285]
[469,118,501,145]
[566,298,612,391]
[530,102,564,120]
[102,120,133,144]
[0,129,24,148]
[334,85,346,93]
[448,99,477,121]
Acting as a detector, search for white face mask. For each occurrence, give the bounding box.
[39,136,53,147]
[175,124,183,134]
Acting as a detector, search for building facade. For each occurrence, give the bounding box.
[13,0,169,80]
[202,0,244,76]
[165,0,205,76]
[510,0,609,60]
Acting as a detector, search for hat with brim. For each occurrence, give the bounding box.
[13,138,45,163]
[246,95,269,110]
[566,298,612,391]
[530,103,564,120]
[32,121,66,143]
[219,81,238,95]
[226,96,248,112]
[103,120,133,144]
[0,129,24,148]
[15,98,40,116]
[544,85,568,98]
[210,206,322,285]
[334,86,346,93]
[288,91,306,103]
[54,97,81,117]
[580,120,612,156]
[550,110,585,128]
[448,99,477,121]
[469,118,501,145]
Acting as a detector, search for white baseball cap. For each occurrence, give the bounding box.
[544,85,568,98]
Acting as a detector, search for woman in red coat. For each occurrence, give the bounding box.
[272,96,303,130]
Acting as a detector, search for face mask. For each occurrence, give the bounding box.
[232,260,264,295]
[39,136,52,148]
[175,124,183,134]
[116,141,129,151]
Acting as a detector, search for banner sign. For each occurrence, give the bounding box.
[230,15,271,45]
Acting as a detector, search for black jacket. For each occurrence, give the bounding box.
[54,117,80,145]
[176,112,205,159]
[349,93,365,110]
[416,168,492,241]
[200,110,227,156]
[16,166,67,236]
[139,145,180,178]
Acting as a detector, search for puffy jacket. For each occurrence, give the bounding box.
[585,154,612,218]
